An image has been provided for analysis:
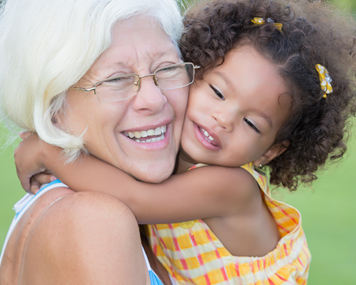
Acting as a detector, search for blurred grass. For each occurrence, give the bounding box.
[1,0,356,284]
[0,125,23,249]
[274,132,356,284]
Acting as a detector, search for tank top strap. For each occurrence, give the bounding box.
[141,247,164,285]
[0,180,68,266]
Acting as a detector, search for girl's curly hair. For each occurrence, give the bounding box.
[181,0,356,191]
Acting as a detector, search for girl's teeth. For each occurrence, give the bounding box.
[201,128,215,142]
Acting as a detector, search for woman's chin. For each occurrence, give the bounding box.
[133,166,174,184]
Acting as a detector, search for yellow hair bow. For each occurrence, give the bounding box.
[251,17,283,31]
[315,64,333,99]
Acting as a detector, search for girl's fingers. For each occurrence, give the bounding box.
[29,173,57,194]
[30,181,41,195]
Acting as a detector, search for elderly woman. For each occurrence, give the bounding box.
[0,0,193,283]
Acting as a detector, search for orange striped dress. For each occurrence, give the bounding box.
[146,163,311,284]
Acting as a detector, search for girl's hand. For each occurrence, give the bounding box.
[15,132,57,194]
[29,172,57,194]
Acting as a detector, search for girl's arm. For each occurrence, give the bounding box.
[15,134,258,224]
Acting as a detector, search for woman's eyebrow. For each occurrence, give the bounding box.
[148,49,181,61]
[104,50,180,72]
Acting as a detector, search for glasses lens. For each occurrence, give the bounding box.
[96,75,138,103]
[155,63,194,90]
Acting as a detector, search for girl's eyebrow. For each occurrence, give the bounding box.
[212,70,231,86]
[255,110,273,128]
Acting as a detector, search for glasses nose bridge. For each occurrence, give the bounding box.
[135,73,159,93]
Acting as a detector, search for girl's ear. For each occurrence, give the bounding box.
[253,140,289,168]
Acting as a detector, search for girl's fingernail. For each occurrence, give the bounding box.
[51,176,57,181]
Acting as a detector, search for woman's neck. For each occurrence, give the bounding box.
[174,150,197,174]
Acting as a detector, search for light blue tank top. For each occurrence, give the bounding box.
[0,180,164,285]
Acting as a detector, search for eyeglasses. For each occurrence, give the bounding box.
[72,62,200,103]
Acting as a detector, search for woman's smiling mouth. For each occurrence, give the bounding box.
[124,125,167,143]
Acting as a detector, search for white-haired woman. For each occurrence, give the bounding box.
[0,0,193,283]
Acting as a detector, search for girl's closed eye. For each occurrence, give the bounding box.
[243,118,260,134]
[209,84,225,101]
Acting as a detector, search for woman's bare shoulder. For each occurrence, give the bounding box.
[21,190,146,284]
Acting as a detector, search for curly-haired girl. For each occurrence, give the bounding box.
[12,0,356,284]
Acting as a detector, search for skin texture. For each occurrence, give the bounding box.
[15,45,291,257]
[1,16,189,284]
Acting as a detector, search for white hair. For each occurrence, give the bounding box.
[0,0,184,160]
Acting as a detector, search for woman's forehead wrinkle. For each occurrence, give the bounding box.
[147,49,180,65]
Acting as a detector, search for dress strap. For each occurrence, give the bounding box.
[188,163,208,171]
[240,162,269,194]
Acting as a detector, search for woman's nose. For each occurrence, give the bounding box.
[131,76,167,113]
[212,112,234,132]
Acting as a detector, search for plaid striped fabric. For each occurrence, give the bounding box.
[146,163,311,284]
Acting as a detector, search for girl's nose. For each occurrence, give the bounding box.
[212,113,234,132]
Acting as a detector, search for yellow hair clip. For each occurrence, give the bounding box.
[315,64,333,99]
[251,17,283,32]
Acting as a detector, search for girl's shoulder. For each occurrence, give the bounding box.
[187,164,262,207]
[189,163,262,190]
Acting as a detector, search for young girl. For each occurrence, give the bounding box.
[13,0,356,283]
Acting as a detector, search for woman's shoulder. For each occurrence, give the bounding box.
[20,190,142,282]
[29,189,137,240]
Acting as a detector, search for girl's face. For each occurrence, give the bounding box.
[180,45,291,168]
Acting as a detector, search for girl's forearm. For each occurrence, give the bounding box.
[43,144,138,199]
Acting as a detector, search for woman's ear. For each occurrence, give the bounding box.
[253,140,289,168]
[52,107,67,130]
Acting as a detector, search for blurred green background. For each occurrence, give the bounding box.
[1,0,355,284]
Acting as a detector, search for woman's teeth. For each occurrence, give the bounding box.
[200,127,215,143]
[124,125,167,143]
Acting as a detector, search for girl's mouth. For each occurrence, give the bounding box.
[193,123,221,151]
[199,127,219,146]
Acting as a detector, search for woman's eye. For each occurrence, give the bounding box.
[209,84,225,100]
[244,118,260,134]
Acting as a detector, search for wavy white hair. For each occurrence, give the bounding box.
[0,0,184,160]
